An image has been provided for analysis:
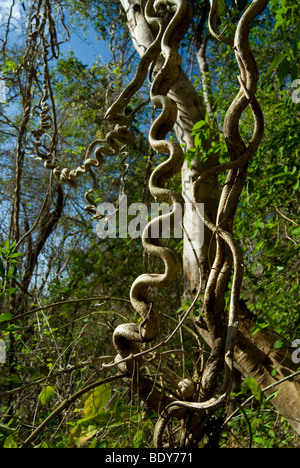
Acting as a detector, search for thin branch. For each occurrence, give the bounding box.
[8,295,131,322]
[274,205,300,227]
[225,370,300,425]
[20,373,130,448]
[0,356,114,398]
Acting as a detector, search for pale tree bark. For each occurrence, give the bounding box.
[193,301,300,435]
[119,0,220,297]
[119,0,300,438]
[236,303,300,435]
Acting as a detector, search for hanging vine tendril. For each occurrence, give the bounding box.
[113,0,192,373]
[27,0,269,448]
[25,0,68,171]
[153,0,268,447]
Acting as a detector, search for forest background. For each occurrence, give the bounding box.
[0,0,299,449]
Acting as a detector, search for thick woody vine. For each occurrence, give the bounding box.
[154,0,268,447]
[27,0,269,448]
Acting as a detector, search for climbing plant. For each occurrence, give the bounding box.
[0,0,299,449]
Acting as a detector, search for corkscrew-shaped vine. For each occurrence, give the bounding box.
[29,0,193,374]
[153,0,268,447]
[113,0,192,370]
[28,0,192,378]
[27,0,164,211]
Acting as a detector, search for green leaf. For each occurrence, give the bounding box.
[251,318,269,335]
[110,391,120,413]
[77,410,111,427]
[192,120,206,132]
[9,252,23,258]
[218,0,227,16]
[77,427,98,446]
[265,390,280,402]
[274,340,284,349]
[243,377,263,403]
[277,58,290,82]
[291,227,300,236]
[4,239,10,253]
[293,24,300,60]
[38,386,55,405]
[0,314,13,323]
[0,259,5,278]
[35,441,57,448]
[132,430,144,448]
[273,293,286,304]
[175,301,192,314]
[293,178,300,191]
[7,265,15,279]
[251,418,258,435]
[264,53,286,79]
[82,383,111,420]
[271,367,278,377]
[291,62,299,81]
[3,434,18,448]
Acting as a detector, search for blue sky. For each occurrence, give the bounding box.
[60,27,112,67]
[0,0,111,68]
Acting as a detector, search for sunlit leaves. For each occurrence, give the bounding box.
[81,384,111,420]
[38,386,55,405]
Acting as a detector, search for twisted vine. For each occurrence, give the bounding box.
[26,0,269,448]
[153,0,268,447]
[24,0,68,170]
[113,0,192,370]
[27,0,161,211]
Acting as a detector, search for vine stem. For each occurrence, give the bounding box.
[103,274,203,371]
[20,374,129,448]
[7,295,131,322]
[225,370,300,426]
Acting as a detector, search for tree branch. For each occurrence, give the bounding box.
[20,374,130,448]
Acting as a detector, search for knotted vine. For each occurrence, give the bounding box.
[153,0,268,447]
[27,0,269,449]
[113,0,192,374]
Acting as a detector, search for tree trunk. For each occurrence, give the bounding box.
[119,0,219,297]
[236,302,300,434]
[119,0,300,436]
[194,302,300,434]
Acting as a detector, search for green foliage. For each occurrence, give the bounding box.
[0,240,22,300]
[224,377,295,448]
[240,378,264,404]
[0,424,17,448]
[38,386,56,405]
[263,0,300,83]
[234,87,300,340]
[68,385,154,448]
[0,0,299,450]
[185,112,228,170]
